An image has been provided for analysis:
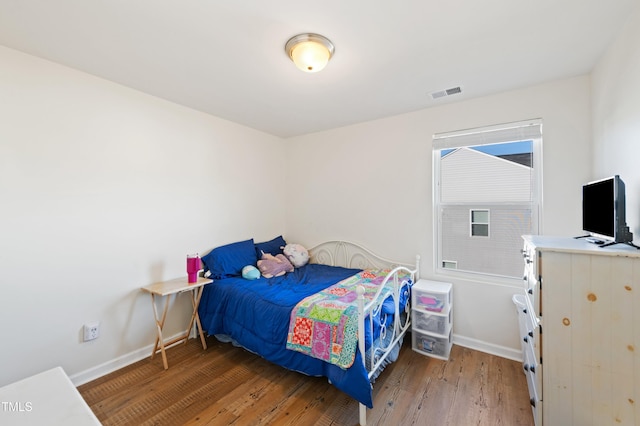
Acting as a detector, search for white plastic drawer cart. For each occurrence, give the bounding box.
[411,279,453,360]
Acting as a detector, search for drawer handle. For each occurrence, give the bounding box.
[528,288,533,295]
[523,336,528,343]
[530,398,536,407]
[530,365,536,374]
[528,331,534,338]
[523,363,529,372]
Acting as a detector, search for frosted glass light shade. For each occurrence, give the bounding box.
[285,33,334,73]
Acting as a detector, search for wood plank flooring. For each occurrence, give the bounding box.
[78,336,533,425]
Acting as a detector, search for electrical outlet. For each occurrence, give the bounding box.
[83,321,100,341]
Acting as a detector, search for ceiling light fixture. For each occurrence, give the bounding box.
[285,33,334,73]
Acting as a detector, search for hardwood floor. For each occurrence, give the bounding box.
[78,336,534,425]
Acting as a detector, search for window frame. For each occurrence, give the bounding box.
[432,119,543,283]
[470,209,490,237]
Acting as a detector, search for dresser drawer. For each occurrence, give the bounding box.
[523,334,541,395]
[523,339,542,426]
[522,245,541,317]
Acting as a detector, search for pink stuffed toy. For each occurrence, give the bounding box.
[257,252,294,278]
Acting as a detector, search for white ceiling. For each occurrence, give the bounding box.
[0,0,636,138]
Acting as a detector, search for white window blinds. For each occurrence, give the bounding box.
[433,119,542,150]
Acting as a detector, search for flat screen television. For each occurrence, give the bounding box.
[582,175,633,245]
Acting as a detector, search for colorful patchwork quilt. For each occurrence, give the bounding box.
[286,269,411,369]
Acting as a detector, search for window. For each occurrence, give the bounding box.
[470,209,489,237]
[433,119,542,279]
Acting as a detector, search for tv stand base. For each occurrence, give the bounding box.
[599,240,640,250]
[573,235,640,249]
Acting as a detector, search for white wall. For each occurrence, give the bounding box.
[592,7,640,243]
[3,14,633,383]
[0,46,287,386]
[286,76,592,357]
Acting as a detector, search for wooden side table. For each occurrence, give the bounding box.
[141,276,212,369]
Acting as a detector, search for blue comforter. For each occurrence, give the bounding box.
[198,263,376,407]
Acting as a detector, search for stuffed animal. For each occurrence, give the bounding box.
[283,243,309,268]
[257,252,294,278]
[241,265,260,280]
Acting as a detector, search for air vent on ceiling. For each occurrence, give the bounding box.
[430,86,462,100]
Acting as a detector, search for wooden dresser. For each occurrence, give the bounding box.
[519,235,639,425]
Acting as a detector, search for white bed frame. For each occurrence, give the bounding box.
[307,240,420,426]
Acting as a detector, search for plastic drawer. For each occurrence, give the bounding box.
[412,280,452,313]
[413,309,452,335]
[412,329,452,360]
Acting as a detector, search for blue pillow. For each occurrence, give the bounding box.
[254,235,287,258]
[201,239,257,280]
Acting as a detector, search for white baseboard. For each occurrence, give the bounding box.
[69,332,185,387]
[452,334,522,362]
[70,332,522,387]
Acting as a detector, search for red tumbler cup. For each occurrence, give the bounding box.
[187,254,200,283]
